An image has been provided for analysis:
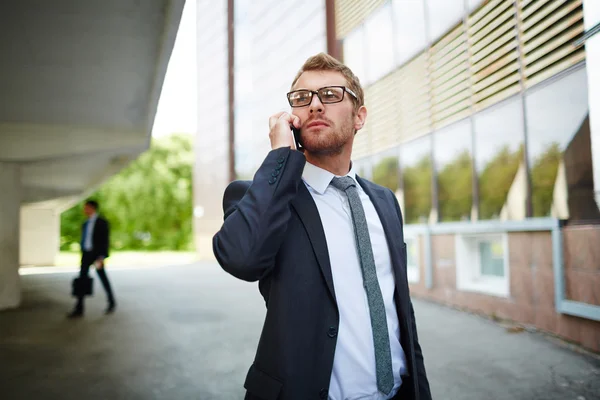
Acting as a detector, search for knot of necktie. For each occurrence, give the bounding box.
[330,176,356,192]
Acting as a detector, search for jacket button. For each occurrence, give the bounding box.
[277,156,285,163]
[319,388,328,399]
[275,163,283,170]
[272,169,280,177]
[327,327,337,338]
[268,177,277,184]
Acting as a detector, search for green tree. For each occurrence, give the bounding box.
[478,144,523,219]
[403,156,432,224]
[60,134,194,251]
[438,150,473,221]
[531,142,562,217]
[372,156,400,192]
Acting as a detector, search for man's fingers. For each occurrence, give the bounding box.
[269,111,288,130]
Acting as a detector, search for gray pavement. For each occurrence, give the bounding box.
[1,262,599,400]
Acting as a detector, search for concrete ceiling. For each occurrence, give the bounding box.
[0,0,185,207]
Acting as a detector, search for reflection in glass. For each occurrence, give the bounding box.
[401,136,432,224]
[392,0,427,67]
[525,67,589,217]
[473,97,525,220]
[371,148,400,193]
[343,27,366,85]
[479,240,504,277]
[365,3,395,83]
[354,158,372,180]
[434,119,473,222]
[425,0,465,42]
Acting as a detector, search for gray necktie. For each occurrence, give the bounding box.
[330,176,394,395]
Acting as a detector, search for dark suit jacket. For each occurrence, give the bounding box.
[213,147,431,400]
[81,216,110,259]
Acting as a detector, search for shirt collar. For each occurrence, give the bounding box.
[88,213,98,222]
[302,161,357,195]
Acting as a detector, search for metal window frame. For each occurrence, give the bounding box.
[404,217,600,321]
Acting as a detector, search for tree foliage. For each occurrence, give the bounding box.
[438,150,473,221]
[531,142,562,217]
[60,134,194,251]
[478,144,523,220]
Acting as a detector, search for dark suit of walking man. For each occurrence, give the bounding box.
[68,200,116,318]
[213,53,431,400]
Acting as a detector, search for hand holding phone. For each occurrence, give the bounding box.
[269,112,301,150]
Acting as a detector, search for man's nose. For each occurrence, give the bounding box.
[309,93,324,113]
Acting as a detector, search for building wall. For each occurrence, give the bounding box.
[337,0,600,352]
[194,0,230,259]
[408,228,600,352]
[234,0,327,179]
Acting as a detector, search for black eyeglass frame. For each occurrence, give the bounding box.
[286,86,358,108]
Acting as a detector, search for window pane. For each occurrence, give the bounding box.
[473,97,525,220]
[343,27,366,85]
[401,136,433,224]
[434,119,473,222]
[407,239,418,267]
[371,148,400,193]
[392,0,427,67]
[479,240,504,277]
[365,3,395,83]
[354,158,372,180]
[425,0,465,42]
[525,67,591,218]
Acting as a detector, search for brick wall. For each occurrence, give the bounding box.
[409,226,600,353]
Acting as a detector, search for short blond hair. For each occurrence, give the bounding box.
[291,52,364,110]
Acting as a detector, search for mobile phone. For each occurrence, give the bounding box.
[291,126,303,150]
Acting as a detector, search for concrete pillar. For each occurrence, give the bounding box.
[583,0,600,210]
[20,207,59,266]
[0,163,21,310]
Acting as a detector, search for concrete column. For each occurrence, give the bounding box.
[583,0,600,210]
[0,163,21,310]
[20,207,59,266]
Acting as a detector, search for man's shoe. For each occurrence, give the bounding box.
[67,310,83,319]
[105,303,116,314]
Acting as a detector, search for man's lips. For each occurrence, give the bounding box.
[306,121,329,128]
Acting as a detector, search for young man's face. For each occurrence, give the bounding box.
[291,70,365,156]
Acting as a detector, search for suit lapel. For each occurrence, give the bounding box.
[291,183,336,302]
[357,177,410,317]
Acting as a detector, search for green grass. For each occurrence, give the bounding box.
[55,251,198,267]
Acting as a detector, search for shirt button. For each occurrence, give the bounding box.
[319,388,328,399]
[327,327,337,338]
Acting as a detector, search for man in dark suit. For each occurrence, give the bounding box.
[68,200,116,318]
[213,53,431,400]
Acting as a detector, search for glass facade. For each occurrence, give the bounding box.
[473,97,525,220]
[337,0,595,225]
[434,119,473,222]
[525,66,591,218]
[233,0,326,179]
[400,136,432,224]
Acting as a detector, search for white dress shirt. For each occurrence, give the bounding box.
[302,162,408,400]
[84,213,97,252]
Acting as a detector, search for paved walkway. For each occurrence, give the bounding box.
[1,262,599,400]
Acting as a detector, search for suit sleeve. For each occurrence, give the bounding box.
[389,189,432,400]
[212,147,306,282]
[98,219,110,259]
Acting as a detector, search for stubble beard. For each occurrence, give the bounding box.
[301,117,355,157]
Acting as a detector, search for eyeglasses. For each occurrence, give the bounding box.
[287,86,358,108]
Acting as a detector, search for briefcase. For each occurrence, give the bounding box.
[71,277,94,297]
